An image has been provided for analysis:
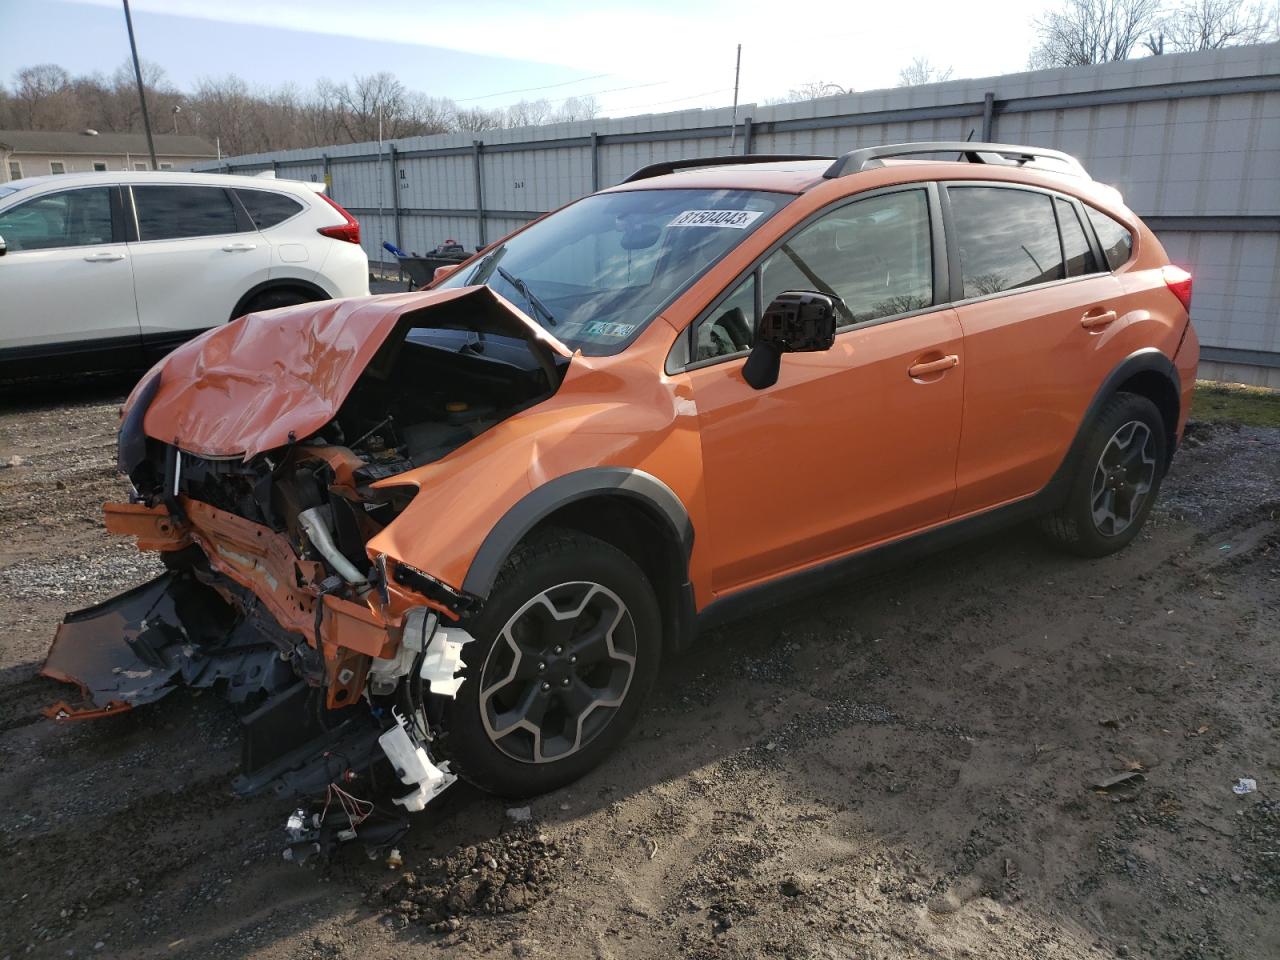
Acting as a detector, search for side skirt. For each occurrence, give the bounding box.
[696,483,1061,631]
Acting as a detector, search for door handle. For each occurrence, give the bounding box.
[83,251,125,262]
[908,354,959,378]
[1080,308,1117,329]
[221,242,257,252]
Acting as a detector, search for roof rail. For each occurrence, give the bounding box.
[823,142,1090,180]
[622,154,833,184]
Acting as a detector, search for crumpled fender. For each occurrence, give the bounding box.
[136,286,571,460]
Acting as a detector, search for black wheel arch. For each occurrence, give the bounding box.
[229,279,331,322]
[462,468,698,653]
[1046,347,1182,506]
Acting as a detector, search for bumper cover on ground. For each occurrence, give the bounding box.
[41,571,294,719]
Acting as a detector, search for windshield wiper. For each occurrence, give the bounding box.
[495,265,557,327]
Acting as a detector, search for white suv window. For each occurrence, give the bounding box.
[132,185,241,241]
[0,188,114,251]
[234,188,304,229]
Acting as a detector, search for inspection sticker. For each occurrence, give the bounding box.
[668,209,763,229]
[584,320,637,338]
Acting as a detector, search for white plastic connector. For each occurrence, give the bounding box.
[367,608,438,695]
[420,626,471,697]
[377,713,455,812]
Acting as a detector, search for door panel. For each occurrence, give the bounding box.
[0,186,140,358]
[128,184,271,341]
[950,275,1123,515]
[688,307,964,594]
[944,183,1139,516]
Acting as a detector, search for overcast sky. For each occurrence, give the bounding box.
[0,0,1063,116]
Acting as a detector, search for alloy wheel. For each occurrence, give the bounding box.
[1090,420,1157,537]
[478,581,638,764]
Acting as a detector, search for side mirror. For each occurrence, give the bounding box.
[432,263,461,284]
[0,234,7,257]
[742,291,837,389]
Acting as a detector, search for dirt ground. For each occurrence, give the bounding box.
[1,380,1277,960]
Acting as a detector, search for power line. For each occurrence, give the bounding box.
[609,87,734,113]
[456,73,610,102]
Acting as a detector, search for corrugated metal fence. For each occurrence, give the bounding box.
[197,43,1280,386]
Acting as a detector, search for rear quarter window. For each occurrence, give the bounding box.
[1084,206,1133,271]
[235,189,304,229]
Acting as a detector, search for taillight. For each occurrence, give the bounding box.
[316,193,360,244]
[1162,264,1192,312]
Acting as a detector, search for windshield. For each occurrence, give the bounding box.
[437,188,790,354]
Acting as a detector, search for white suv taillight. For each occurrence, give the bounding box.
[317,194,361,244]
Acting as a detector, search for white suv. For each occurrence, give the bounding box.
[0,171,369,379]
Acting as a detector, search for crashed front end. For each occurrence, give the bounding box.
[41,287,570,855]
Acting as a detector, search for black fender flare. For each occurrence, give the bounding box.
[461,467,694,600]
[1044,347,1181,503]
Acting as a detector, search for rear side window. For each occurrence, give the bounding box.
[1056,199,1100,277]
[235,189,304,229]
[133,185,240,241]
[1084,206,1133,271]
[0,187,113,251]
[948,186,1064,299]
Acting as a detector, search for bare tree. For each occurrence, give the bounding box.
[552,95,600,123]
[1158,0,1275,50]
[1030,0,1163,67]
[897,57,955,86]
[453,105,505,132]
[11,64,76,128]
[4,63,607,153]
[766,80,857,104]
[505,98,554,128]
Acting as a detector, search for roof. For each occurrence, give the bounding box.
[0,170,326,197]
[604,160,834,195]
[0,129,217,158]
[605,155,1100,197]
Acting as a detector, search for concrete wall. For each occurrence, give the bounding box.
[197,43,1280,386]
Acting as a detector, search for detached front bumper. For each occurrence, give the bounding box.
[43,498,446,717]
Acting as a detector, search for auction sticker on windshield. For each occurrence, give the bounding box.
[669,209,764,229]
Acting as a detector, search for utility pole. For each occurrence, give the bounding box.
[122,0,158,170]
[729,43,742,152]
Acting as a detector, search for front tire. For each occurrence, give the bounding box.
[440,529,662,798]
[1040,392,1168,557]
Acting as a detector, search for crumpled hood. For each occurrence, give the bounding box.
[137,286,571,459]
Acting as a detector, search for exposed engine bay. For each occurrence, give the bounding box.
[40,289,570,859]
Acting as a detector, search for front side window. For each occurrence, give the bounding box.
[0,187,113,251]
[132,185,240,241]
[949,186,1064,298]
[437,188,789,355]
[1085,206,1133,271]
[693,189,934,361]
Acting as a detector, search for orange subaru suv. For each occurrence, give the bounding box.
[46,142,1198,823]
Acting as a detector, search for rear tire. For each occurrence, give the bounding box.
[235,287,321,319]
[439,529,662,798]
[1039,392,1167,558]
